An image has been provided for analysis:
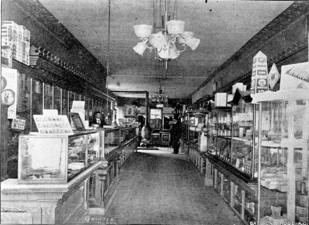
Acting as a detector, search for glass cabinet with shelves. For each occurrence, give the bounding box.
[253,90,309,224]
[231,94,256,178]
[18,131,104,184]
[206,110,217,155]
[206,108,232,161]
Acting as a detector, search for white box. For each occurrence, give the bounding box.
[215,92,227,107]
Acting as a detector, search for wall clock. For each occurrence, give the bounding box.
[1,89,15,106]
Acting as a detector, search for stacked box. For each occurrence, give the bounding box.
[215,92,227,107]
[1,21,30,65]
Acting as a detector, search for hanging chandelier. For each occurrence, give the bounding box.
[151,87,168,108]
[133,0,200,60]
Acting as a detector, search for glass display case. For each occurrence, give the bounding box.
[253,90,309,224]
[104,128,120,155]
[231,96,256,178]
[231,181,242,215]
[18,131,104,184]
[104,127,137,155]
[222,174,231,203]
[244,189,257,223]
[206,108,232,161]
[207,110,217,155]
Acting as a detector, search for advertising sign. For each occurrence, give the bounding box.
[251,51,268,94]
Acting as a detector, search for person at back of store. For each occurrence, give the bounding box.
[170,114,182,154]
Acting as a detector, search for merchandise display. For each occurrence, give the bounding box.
[1,1,309,224]
[206,108,232,162]
[231,95,256,177]
[18,131,104,183]
[253,89,309,224]
[1,21,30,65]
[104,127,137,154]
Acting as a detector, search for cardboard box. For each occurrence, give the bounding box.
[1,21,30,65]
[215,92,227,107]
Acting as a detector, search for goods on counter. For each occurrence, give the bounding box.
[68,162,85,171]
[259,216,291,225]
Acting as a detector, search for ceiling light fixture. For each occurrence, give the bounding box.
[133,0,200,60]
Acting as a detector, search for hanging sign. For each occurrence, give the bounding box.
[11,118,26,131]
[251,51,268,94]
[268,63,280,90]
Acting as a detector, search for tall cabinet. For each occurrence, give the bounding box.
[205,92,258,224]
[253,90,309,224]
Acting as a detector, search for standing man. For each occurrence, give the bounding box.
[170,114,182,154]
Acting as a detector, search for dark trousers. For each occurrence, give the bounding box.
[172,141,180,154]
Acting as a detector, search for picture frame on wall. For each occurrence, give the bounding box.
[125,105,135,117]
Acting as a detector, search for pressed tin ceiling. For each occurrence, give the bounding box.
[39,0,292,99]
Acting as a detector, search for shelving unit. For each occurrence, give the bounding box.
[253,89,309,224]
[203,92,259,225]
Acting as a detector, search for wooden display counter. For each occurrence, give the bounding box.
[1,136,139,224]
[1,161,106,224]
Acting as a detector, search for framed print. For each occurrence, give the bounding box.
[69,112,86,131]
[125,105,135,117]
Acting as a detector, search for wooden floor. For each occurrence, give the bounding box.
[104,148,242,225]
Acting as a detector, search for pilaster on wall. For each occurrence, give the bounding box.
[2,0,107,94]
[192,2,309,103]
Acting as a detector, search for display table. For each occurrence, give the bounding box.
[1,161,106,224]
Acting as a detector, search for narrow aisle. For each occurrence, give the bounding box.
[106,148,242,225]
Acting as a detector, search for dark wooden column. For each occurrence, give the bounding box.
[1,105,9,181]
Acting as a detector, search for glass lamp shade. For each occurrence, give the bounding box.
[178,32,200,51]
[157,42,170,59]
[181,31,194,39]
[168,44,180,59]
[133,24,153,38]
[149,31,166,49]
[186,37,200,51]
[166,20,185,34]
[133,41,147,56]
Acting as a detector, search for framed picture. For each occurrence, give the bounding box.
[69,112,85,131]
[125,105,135,117]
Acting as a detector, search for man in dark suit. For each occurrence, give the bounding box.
[170,114,182,154]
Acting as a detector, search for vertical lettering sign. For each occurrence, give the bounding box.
[251,51,268,94]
